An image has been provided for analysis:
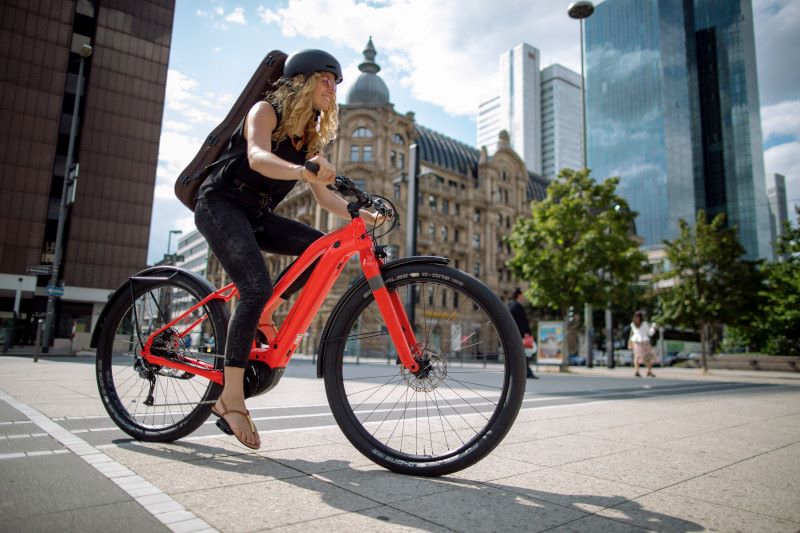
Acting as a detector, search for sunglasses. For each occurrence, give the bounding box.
[320,75,336,91]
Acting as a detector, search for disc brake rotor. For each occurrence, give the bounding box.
[400,346,447,392]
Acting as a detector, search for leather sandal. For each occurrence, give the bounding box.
[211,398,260,450]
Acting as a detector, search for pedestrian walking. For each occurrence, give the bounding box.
[628,310,657,377]
[508,288,538,379]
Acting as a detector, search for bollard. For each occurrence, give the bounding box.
[33,319,44,363]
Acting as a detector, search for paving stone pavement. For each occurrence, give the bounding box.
[1,353,799,532]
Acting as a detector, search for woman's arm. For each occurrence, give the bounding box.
[244,102,333,185]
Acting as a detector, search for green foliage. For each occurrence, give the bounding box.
[653,210,764,365]
[757,208,800,354]
[506,168,648,314]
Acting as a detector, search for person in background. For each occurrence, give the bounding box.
[628,310,657,377]
[508,288,538,379]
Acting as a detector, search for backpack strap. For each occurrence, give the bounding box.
[182,145,246,184]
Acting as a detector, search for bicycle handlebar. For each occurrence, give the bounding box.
[303,161,396,220]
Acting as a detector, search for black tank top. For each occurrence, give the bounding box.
[199,104,307,205]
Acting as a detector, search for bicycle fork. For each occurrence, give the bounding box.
[360,253,421,373]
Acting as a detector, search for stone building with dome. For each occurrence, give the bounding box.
[207,39,549,354]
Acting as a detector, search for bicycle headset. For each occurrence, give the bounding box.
[283,49,343,84]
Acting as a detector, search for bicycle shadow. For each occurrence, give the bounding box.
[113,437,703,532]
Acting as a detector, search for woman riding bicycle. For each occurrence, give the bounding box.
[194,49,381,449]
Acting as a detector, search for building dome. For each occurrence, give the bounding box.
[345,37,390,106]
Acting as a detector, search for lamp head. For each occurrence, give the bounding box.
[568,0,595,19]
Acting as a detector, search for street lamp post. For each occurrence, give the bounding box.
[163,229,184,266]
[42,44,93,352]
[167,229,183,257]
[568,1,595,369]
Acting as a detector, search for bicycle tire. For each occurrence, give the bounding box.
[95,271,227,442]
[323,263,526,476]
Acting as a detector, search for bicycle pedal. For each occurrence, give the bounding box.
[215,418,234,436]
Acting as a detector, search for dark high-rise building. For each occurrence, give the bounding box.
[585,0,770,259]
[0,0,174,345]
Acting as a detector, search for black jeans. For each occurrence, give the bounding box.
[195,190,324,368]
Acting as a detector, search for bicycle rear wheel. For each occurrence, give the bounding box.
[323,263,526,476]
[95,271,227,442]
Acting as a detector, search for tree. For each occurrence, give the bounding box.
[653,210,761,371]
[759,208,800,354]
[506,168,648,370]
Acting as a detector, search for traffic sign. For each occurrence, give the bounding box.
[27,265,52,275]
[45,285,64,297]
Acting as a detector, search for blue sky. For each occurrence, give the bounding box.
[147,0,800,263]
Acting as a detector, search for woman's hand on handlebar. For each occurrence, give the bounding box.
[302,155,335,185]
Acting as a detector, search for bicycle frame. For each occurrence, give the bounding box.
[140,216,421,384]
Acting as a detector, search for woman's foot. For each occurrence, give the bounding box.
[212,397,261,449]
[647,370,656,377]
[634,371,641,377]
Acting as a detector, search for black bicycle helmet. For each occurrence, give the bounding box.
[284,49,343,84]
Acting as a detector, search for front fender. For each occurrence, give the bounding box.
[90,266,216,348]
[315,255,449,378]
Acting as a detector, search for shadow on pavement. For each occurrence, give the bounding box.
[114,438,703,532]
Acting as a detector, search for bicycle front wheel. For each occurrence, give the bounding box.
[95,271,227,442]
[323,263,526,476]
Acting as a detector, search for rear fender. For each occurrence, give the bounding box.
[90,266,217,348]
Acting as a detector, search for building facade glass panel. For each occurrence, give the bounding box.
[586,0,768,259]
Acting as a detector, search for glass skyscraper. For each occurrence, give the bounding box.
[585,0,770,259]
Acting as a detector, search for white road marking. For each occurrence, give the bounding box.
[0,388,217,533]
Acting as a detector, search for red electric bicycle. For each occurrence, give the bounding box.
[92,176,526,476]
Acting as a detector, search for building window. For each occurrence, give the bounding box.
[472,234,481,249]
[393,133,404,144]
[440,226,448,241]
[442,199,449,214]
[455,204,460,216]
[454,228,460,243]
[398,152,405,169]
[473,209,481,223]
[353,127,372,138]
[350,145,359,161]
[390,150,397,167]
[429,194,437,211]
[394,184,401,200]
[473,262,481,277]
[428,222,436,238]
[363,145,372,161]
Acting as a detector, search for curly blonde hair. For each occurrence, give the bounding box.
[268,72,338,156]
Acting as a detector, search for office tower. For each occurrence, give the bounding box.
[541,64,583,178]
[585,0,770,259]
[767,173,789,259]
[478,44,582,179]
[0,1,174,342]
[477,43,543,173]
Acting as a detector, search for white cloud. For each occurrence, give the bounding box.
[163,120,192,132]
[255,0,587,117]
[764,140,800,223]
[256,5,281,23]
[754,0,800,106]
[761,100,800,140]
[225,7,246,24]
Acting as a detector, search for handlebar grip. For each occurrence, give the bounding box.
[304,160,320,174]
